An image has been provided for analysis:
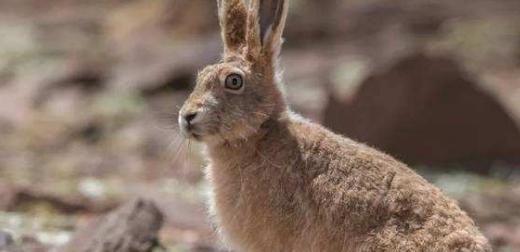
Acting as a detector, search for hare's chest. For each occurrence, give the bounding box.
[206,162,299,251]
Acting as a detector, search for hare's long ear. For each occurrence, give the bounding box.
[246,0,289,61]
[217,0,248,53]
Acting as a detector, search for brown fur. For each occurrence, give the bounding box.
[178,0,491,251]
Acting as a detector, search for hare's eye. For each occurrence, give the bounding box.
[224,74,244,91]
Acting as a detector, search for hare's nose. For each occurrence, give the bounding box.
[183,112,198,125]
[180,112,199,131]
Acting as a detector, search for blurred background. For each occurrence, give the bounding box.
[0,0,519,251]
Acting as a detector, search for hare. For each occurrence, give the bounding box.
[178,0,491,251]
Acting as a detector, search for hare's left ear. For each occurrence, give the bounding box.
[246,0,289,61]
[217,0,248,53]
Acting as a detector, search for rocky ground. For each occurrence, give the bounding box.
[0,0,519,251]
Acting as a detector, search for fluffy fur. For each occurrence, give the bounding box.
[178,0,491,251]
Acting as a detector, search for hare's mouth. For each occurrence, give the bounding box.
[190,132,202,140]
[182,125,207,141]
[181,127,203,140]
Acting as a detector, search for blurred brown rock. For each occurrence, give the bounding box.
[59,198,164,252]
[323,53,520,168]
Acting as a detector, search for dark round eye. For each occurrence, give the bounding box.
[224,74,244,91]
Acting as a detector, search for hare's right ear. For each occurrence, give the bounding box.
[246,0,289,61]
[217,0,248,54]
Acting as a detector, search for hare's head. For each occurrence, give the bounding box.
[179,0,289,144]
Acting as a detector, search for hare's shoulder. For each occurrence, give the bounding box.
[285,115,409,177]
[286,117,452,220]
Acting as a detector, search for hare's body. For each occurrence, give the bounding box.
[206,113,489,252]
[179,0,490,251]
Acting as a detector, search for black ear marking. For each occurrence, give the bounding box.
[246,0,288,59]
[258,0,287,46]
[259,0,279,44]
[272,0,286,33]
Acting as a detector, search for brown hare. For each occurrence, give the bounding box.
[178,0,491,251]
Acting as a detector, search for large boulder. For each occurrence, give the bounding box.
[323,53,520,167]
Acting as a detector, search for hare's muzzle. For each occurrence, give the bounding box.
[178,111,201,138]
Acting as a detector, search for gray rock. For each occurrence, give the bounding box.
[58,198,164,252]
[0,230,14,249]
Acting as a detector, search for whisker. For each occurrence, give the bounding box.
[187,139,193,166]
[169,136,187,169]
[181,139,196,181]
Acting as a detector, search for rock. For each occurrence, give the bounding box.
[0,230,14,249]
[58,198,164,252]
[323,53,520,169]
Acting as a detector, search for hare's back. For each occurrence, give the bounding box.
[287,117,487,250]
